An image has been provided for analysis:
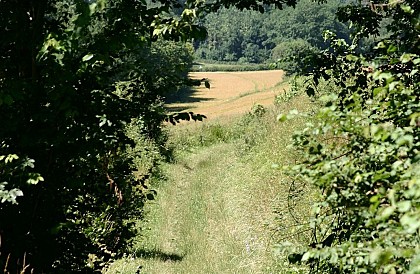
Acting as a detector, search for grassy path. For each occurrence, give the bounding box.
[127,142,281,273]
[106,93,314,274]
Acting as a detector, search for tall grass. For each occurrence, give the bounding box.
[105,91,316,273]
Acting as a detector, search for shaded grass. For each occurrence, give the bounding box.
[106,92,316,274]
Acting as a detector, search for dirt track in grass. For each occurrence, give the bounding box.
[166,70,287,119]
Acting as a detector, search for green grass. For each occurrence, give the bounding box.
[105,93,316,274]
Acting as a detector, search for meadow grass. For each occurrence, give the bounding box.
[105,92,316,274]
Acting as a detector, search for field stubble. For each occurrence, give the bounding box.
[167,70,287,120]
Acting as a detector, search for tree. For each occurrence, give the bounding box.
[0,0,197,272]
[194,0,350,63]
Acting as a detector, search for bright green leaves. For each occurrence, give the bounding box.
[0,154,19,164]
[369,248,393,267]
[26,173,44,185]
[0,182,23,204]
[401,4,414,15]
[37,33,68,65]
[397,200,411,213]
[0,153,43,205]
[400,53,417,63]
[283,0,420,271]
[400,212,420,233]
[97,114,113,128]
[396,134,414,147]
[82,53,94,62]
[277,113,288,122]
[378,205,395,220]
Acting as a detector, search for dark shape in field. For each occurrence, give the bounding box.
[135,249,184,262]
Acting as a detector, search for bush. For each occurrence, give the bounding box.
[272,39,319,74]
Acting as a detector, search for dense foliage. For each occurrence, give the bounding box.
[282,0,420,272]
[0,0,197,272]
[194,0,350,64]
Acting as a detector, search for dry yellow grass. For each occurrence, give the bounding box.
[167,70,287,119]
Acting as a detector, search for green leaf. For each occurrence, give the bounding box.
[27,173,44,185]
[400,53,414,63]
[4,154,19,163]
[277,114,287,122]
[369,195,379,203]
[370,249,392,265]
[379,206,395,220]
[400,213,420,233]
[396,135,413,147]
[346,54,358,61]
[301,252,310,262]
[82,54,94,62]
[397,200,411,212]
[401,4,414,14]
[378,72,393,80]
[387,44,398,54]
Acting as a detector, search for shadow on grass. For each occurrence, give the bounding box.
[135,249,184,262]
[165,85,213,112]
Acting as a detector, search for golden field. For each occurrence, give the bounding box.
[166,70,287,120]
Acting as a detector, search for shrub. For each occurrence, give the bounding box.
[272,39,319,75]
[281,1,420,272]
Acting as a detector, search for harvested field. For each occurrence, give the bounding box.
[166,70,287,120]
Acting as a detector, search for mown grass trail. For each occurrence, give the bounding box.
[138,144,273,273]
[106,83,314,274]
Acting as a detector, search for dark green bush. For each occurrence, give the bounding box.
[272,39,319,75]
[0,0,194,272]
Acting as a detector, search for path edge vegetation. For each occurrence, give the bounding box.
[280,1,420,273]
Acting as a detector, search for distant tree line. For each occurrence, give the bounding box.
[194,0,351,68]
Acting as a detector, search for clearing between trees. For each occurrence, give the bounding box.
[106,72,314,273]
[167,70,287,120]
